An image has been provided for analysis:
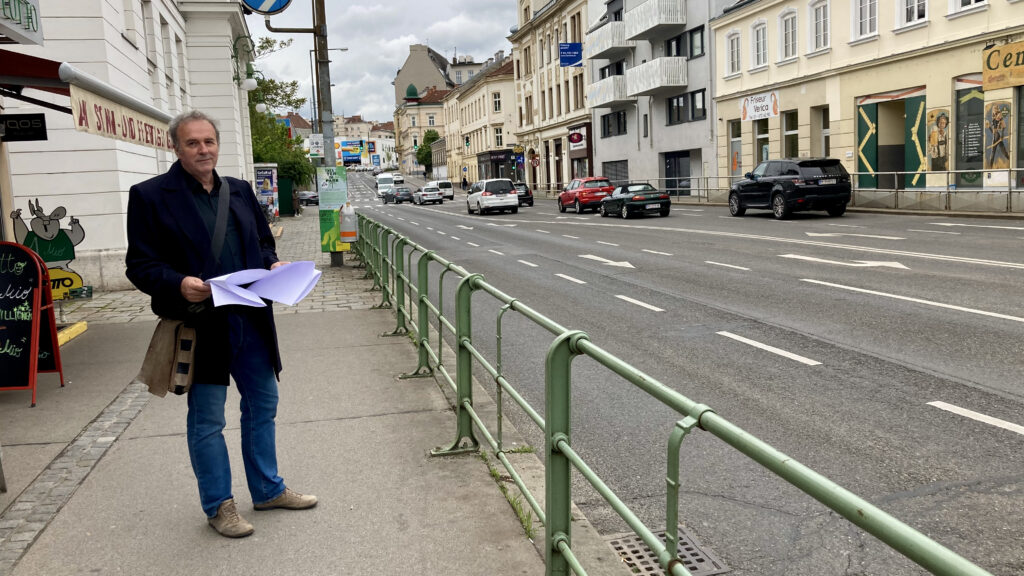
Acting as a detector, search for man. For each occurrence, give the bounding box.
[125,110,316,538]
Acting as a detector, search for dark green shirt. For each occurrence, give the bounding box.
[186,170,245,277]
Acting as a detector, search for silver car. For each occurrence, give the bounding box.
[413,186,443,205]
[466,178,518,215]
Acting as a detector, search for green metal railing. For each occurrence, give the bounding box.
[351,214,993,576]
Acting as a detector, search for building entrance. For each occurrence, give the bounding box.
[856,88,927,190]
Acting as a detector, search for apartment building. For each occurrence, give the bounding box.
[585,0,733,195]
[394,86,449,174]
[1,0,255,291]
[510,0,592,193]
[712,0,1024,207]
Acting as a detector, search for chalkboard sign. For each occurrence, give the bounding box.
[0,242,64,406]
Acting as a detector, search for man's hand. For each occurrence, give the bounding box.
[270,261,291,270]
[180,276,212,303]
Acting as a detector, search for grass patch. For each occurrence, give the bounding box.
[479,451,536,540]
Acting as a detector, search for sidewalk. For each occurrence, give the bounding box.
[0,214,546,575]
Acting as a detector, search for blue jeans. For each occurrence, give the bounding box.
[187,313,285,517]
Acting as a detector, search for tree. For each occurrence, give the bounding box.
[416,129,440,176]
[249,76,314,188]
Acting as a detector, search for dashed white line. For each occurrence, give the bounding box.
[563,235,579,239]
[488,249,505,256]
[518,260,538,267]
[410,221,420,226]
[908,229,960,235]
[467,242,480,247]
[536,229,550,234]
[802,279,1024,323]
[706,261,750,271]
[717,331,821,366]
[451,236,460,240]
[437,230,447,235]
[556,274,586,284]
[615,295,664,312]
[643,249,674,256]
[927,401,1024,436]
[427,227,434,230]
[397,217,406,221]
[597,241,619,246]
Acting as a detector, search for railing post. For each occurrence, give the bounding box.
[373,228,393,309]
[431,273,482,456]
[545,329,587,576]
[385,237,409,335]
[402,250,435,377]
[665,413,703,560]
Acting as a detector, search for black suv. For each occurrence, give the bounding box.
[729,158,850,219]
[513,182,534,207]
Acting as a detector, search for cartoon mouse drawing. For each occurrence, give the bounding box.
[10,199,85,271]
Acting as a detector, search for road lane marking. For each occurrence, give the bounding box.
[927,401,1024,436]
[410,221,420,226]
[451,236,460,240]
[563,235,580,239]
[674,208,705,212]
[536,229,550,234]
[597,241,619,246]
[615,295,664,312]
[643,249,674,256]
[518,260,539,267]
[908,229,960,235]
[806,232,905,240]
[781,254,909,269]
[580,254,635,268]
[827,224,864,228]
[488,249,505,256]
[717,331,821,366]
[802,279,1024,323]
[706,261,750,271]
[467,242,480,247]
[437,230,447,235]
[556,274,586,284]
[931,223,1024,230]
[457,225,474,230]
[397,217,406,221]
[427,227,434,230]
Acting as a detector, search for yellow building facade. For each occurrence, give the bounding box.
[712,0,1024,209]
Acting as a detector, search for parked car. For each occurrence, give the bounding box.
[392,186,413,204]
[467,178,519,215]
[558,177,615,213]
[297,190,319,206]
[729,158,851,219]
[393,173,405,184]
[513,182,534,207]
[413,185,443,205]
[600,183,670,218]
[428,180,455,200]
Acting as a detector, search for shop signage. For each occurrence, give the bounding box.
[70,85,173,151]
[740,91,780,121]
[559,43,583,68]
[568,126,587,151]
[0,113,46,142]
[0,0,43,46]
[512,144,525,154]
[240,0,292,16]
[983,39,1024,91]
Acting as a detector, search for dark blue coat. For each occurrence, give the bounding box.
[125,160,282,385]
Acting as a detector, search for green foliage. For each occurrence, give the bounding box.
[250,77,306,113]
[249,102,314,188]
[416,129,440,173]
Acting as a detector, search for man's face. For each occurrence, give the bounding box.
[174,119,219,181]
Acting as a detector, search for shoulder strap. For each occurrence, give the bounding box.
[210,178,230,266]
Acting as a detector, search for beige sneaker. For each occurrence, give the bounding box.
[254,488,318,511]
[208,498,254,538]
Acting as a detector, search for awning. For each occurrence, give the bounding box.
[0,48,173,151]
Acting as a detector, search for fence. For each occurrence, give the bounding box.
[352,214,993,576]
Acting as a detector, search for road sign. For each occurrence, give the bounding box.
[241,0,292,15]
[309,133,324,158]
[531,157,540,167]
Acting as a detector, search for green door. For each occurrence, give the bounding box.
[278,177,295,216]
[904,96,926,188]
[857,103,877,188]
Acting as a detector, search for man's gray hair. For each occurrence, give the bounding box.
[169,110,221,149]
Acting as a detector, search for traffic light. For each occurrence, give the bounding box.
[465,137,470,148]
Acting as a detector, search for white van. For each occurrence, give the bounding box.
[376,173,394,189]
[428,180,454,200]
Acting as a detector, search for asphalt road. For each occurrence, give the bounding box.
[347,172,1023,576]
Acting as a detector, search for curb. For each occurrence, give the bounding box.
[56,321,88,347]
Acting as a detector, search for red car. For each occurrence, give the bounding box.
[558,177,615,214]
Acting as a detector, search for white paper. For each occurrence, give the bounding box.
[206,261,322,308]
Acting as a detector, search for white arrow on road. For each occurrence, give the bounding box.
[930,222,1024,231]
[579,254,635,268]
[780,254,909,269]
[806,232,905,240]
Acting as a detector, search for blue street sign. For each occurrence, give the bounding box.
[559,43,583,67]
[241,0,292,15]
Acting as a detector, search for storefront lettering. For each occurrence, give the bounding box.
[985,46,1024,71]
[0,338,25,359]
[0,301,32,322]
[0,283,31,300]
[0,253,26,276]
[1,0,38,32]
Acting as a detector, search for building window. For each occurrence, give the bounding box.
[456,70,463,83]
[690,90,706,120]
[493,92,502,112]
[666,33,685,57]
[689,26,705,58]
[668,95,687,125]
[668,90,705,124]
[495,127,503,148]
[755,118,770,164]
[811,1,830,51]
[411,116,416,127]
[727,33,741,75]
[468,70,474,78]
[780,12,797,60]
[952,0,986,13]
[599,60,625,79]
[603,160,628,183]
[539,39,545,67]
[601,110,627,137]
[901,0,927,25]
[556,84,562,116]
[752,23,767,68]
[428,114,435,126]
[525,96,533,123]
[854,0,877,38]
[541,91,546,121]
[729,120,743,176]
[819,106,831,156]
[643,113,648,138]
[783,110,799,157]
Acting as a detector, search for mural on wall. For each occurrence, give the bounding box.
[984,101,1011,170]
[927,109,950,172]
[9,199,85,300]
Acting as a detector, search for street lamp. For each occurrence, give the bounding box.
[308,47,348,128]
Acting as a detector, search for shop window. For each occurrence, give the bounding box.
[783,110,799,157]
[729,120,743,177]
[955,86,984,188]
[1016,86,1024,188]
[755,118,770,164]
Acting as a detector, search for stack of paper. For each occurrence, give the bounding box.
[206,261,322,307]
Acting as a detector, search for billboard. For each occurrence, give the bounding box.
[340,140,363,163]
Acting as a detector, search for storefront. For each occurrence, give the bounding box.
[476,149,516,180]
[567,123,592,179]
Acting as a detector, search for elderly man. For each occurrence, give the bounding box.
[125,110,316,538]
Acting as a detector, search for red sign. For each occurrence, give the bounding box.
[531,157,541,167]
[568,132,584,144]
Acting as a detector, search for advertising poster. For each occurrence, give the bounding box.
[341,140,362,164]
[740,91,780,121]
[927,109,950,172]
[254,165,279,216]
[317,165,350,252]
[984,101,1011,170]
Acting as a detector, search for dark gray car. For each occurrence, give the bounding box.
[729,158,850,219]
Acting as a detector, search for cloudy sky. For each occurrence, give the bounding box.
[244,1,516,125]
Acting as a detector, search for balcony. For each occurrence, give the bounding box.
[587,75,635,109]
[625,0,686,42]
[626,57,687,97]
[585,21,635,61]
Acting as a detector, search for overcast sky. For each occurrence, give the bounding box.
[244,1,516,125]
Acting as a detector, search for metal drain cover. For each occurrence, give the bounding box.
[606,526,730,575]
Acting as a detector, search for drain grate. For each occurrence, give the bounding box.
[607,526,730,575]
